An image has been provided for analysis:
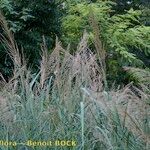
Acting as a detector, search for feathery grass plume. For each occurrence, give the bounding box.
[89,13,105,65]
[71,32,103,92]
[77,30,88,53]
[40,35,73,89]
[0,11,28,94]
[89,10,108,90]
[40,35,49,88]
[40,32,102,95]
[0,10,22,71]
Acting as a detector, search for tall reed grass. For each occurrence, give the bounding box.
[0,11,149,150]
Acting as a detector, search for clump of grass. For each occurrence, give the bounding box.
[0,11,23,71]
[0,12,149,150]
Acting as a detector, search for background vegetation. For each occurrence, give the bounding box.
[0,0,150,150]
[0,0,150,85]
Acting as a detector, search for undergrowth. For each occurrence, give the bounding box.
[0,11,150,150]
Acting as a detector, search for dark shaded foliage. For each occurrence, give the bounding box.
[0,0,63,78]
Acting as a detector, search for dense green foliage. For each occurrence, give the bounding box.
[0,0,63,77]
[0,0,150,85]
[62,0,150,85]
[0,1,150,150]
